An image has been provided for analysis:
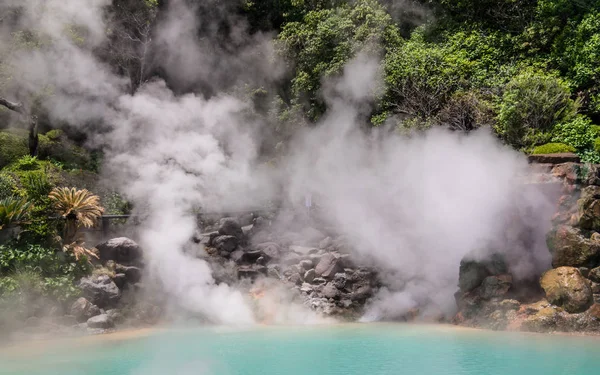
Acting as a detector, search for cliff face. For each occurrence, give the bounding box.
[453,161,600,332]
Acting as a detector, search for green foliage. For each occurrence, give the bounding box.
[0,131,29,169]
[21,171,52,202]
[104,192,133,216]
[10,155,40,172]
[278,0,401,121]
[552,115,600,149]
[531,143,576,154]
[0,243,90,279]
[38,130,92,170]
[0,173,17,200]
[495,71,578,149]
[0,197,33,230]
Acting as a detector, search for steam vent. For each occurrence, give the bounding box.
[454,155,600,332]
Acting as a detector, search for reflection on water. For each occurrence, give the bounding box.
[1,324,599,375]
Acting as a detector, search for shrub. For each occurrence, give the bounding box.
[594,138,600,154]
[0,131,28,169]
[496,71,578,149]
[0,197,33,230]
[0,243,90,278]
[0,173,17,200]
[11,155,40,172]
[531,143,576,154]
[552,115,599,149]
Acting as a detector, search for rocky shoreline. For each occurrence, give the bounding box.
[453,160,600,333]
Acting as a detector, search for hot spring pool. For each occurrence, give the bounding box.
[1,324,599,375]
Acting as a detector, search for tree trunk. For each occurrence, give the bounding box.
[0,95,39,157]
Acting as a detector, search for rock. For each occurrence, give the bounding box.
[106,309,124,324]
[79,275,121,308]
[351,285,372,302]
[288,272,303,285]
[588,304,600,320]
[315,253,342,279]
[576,186,600,231]
[299,260,313,270]
[551,162,583,183]
[529,154,580,165]
[218,218,244,239]
[591,282,600,294]
[540,267,593,313]
[589,267,600,283]
[213,235,238,253]
[521,307,561,333]
[281,252,302,266]
[113,273,127,289]
[499,299,520,311]
[256,256,267,265]
[312,277,327,285]
[458,253,508,293]
[290,246,318,256]
[254,242,281,259]
[116,265,142,284]
[579,267,590,278]
[321,283,340,299]
[300,283,314,294]
[303,269,316,283]
[547,225,600,267]
[479,275,512,300]
[70,297,101,323]
[87,314,114,329]
[96,237,142,265]
[333,273,347,290]
[242,225,254,237]
[238,266,266,280]
[319,237,333,249]
[267,264,281,279]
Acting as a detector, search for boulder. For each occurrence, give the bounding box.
[333,273,347,290]
[315,253,343,279]
[351,285,372,302]
[106,309,125,324]
[458,253,507,292]
[213,235,238,253]
[96,237,142,265]
[113,273,127,289]
[499,299,520,311]
[115,265,142,284]
[70,297,101,323]
[521,307,561,333]
[238,266,266,280]
[479,275,512,300]
[304,269,316,283]
[290,246,318,256]
[321,283,340,299]
[87,314,114,329]
[254,242,281,259]
[79,275,121,308]
[576,186,600,231]
[218,218,244,239]
[547,225,600,267]
[589,267,600,283]
[540,267,593,313]
[299,260,314,270]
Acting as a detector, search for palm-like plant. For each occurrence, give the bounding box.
[0,197,33,230]
[48,187,104,261]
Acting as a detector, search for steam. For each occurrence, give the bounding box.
[0,0,557,325]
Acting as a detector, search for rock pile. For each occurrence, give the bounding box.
[454,162,600,332]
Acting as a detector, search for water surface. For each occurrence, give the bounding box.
[1,324,599,375]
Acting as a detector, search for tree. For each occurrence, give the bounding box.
[0,96,39,158]
[102,0,159,94]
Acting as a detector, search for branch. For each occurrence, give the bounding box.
[0,96,24,114]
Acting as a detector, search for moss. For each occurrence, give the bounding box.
[531,142,576,154]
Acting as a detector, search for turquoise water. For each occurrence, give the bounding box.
[1,324,600,375]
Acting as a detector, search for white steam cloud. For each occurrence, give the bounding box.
[0,0,557,324]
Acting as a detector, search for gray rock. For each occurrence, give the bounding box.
[589,267,600,283]
[479,275,512,300]
[96,237,142,265]
[87,314,114,329]
[267,264,281,279]
[290,246,318,256]
[213,235,238,253]
[116,265,142,284]
[351,285,372,302]
[319,237,333,249]
[300,283,314,294]
[281,252,302,266]
[70,297,101,323]
[333,273,347,289]
[106,309,124,324]
[458,253,507,292]
[299,260,314,270]
[304,269,316,283]
[238,266,266,280]
[242,225,254,237]
[312,277,327,285]
[218,218,244,239]
[254,242,281,259]
[288,273,303,285]
[113,273,127,289]
[321,283,340,299]
[315,253,342,279]
[79,275,121,308]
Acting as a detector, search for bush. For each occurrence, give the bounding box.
[552,115,599,149]
[10,155,40,172]
[0,243,90,278]
[0,173,17,200]
[0,131,29,169]
[531,143,576,154]
[594,137,600,154]
[496,71,578,149]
